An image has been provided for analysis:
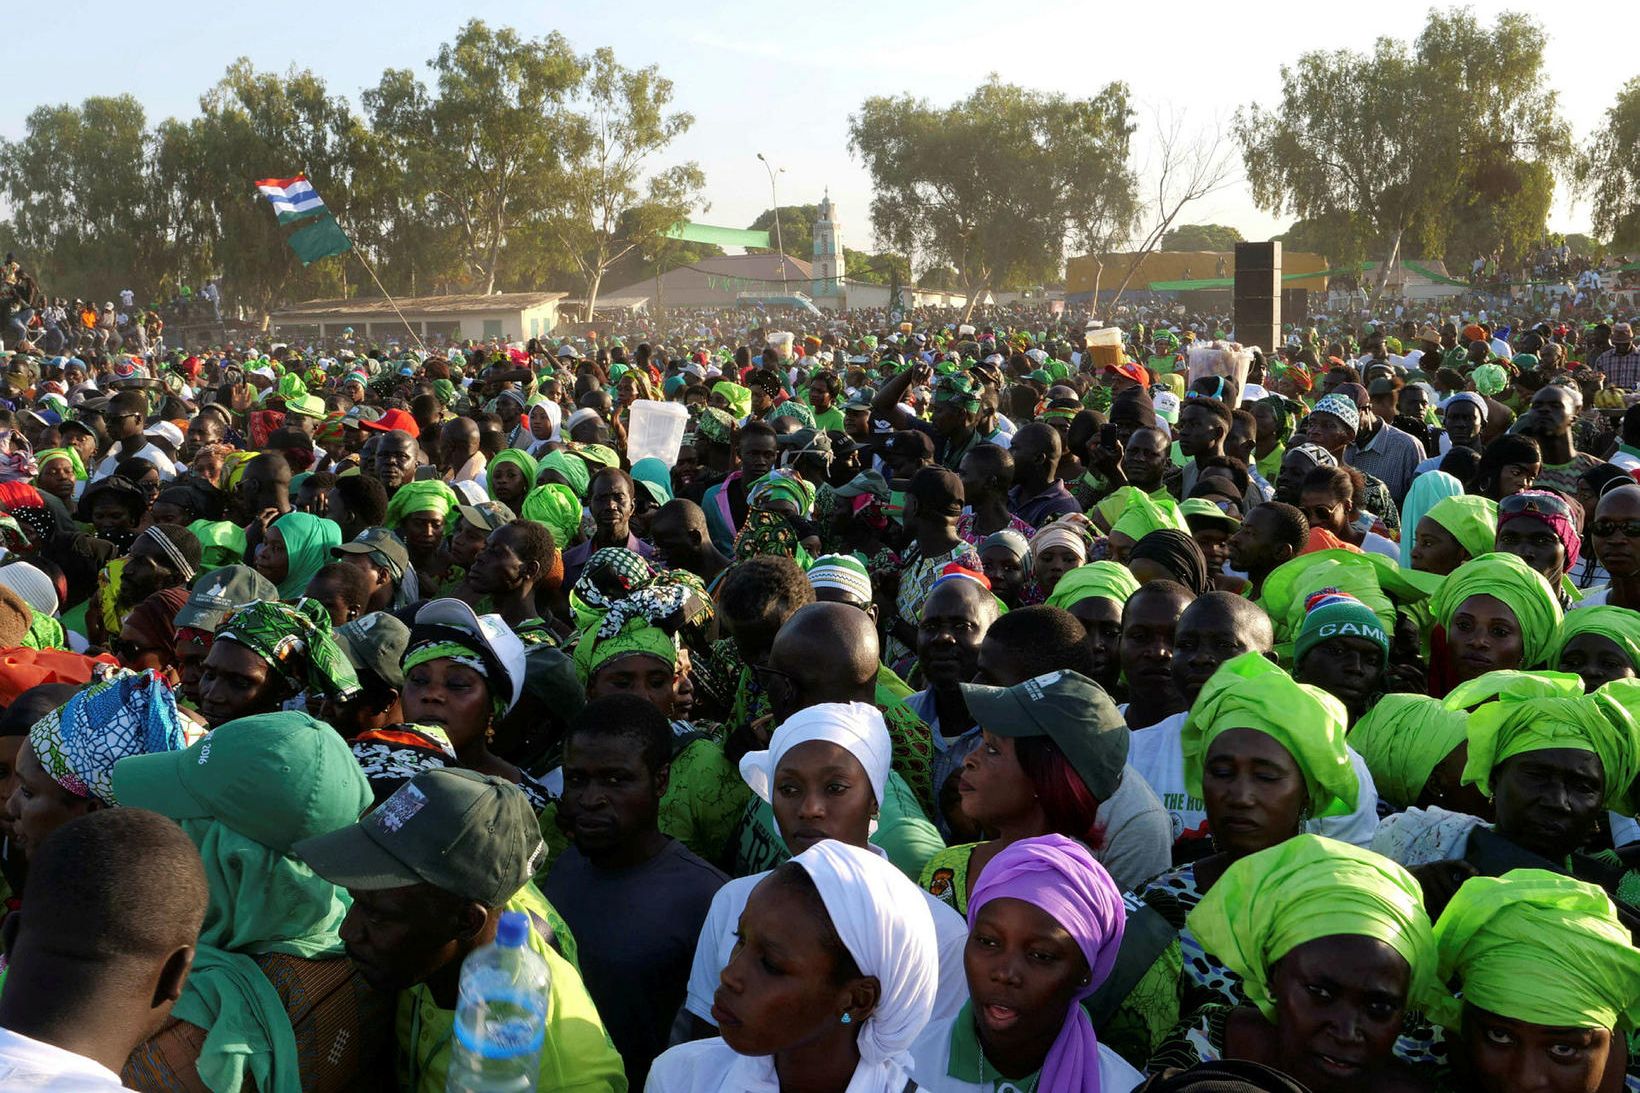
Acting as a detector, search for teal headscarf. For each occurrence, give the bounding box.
[269,511,343,601]
[1400,471,1465,569]
[630,457,675,506]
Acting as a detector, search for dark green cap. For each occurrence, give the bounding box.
[294,768,545,907]
[332,526,410,582]
[457,500,516,534]
[333,611,411,690]
[173,564,279,632]
[959,670,1128,800]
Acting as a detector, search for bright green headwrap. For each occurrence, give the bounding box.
[748,471,816,517]
[1553,606,1640,675]
[934,371,981,413]
[268,511,343,601]
[1472,363,1508,396]
[521,483,583,551]
[1442,668,1584,712]
[34,447,86,481]
[1182,652,1358,819]
[1464,689,1640,810]
[486,448,539,502]
[572,616,679,685]
[1398,472,1464,569]
[537,449,591,498]
[1257,550,1396,663]
[1348,694,1469,809]
[1185,834,1436,1023]
[1107,486,1186,542]
[190,519,248,569]
[1045,561,1141,611]
[1422,494,1499,563]
[1431,552,1563,670]
[384,480,461,535]
[713,380,752,420]
[1432,869,1640,1031]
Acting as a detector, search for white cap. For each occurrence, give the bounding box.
[412,598,527,713]
[144,421,185,448]
[0,561,58,617]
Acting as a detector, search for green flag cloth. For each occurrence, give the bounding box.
[288,212,352,266]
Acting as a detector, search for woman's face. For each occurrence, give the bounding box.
[37,459,75,502]
[1496,515,1567,584]
[714,875,864,1058]
[1201,728,1307,858]
[403,657,493,750]
[255,524,290,586]
[1493,461,1541,499]
[449,524,489,569]
[1557,633,1637,693]
[771,740,876,857]
[136,469,161,508]
[5,740,98,857]
[91,495,136,536]
[588,653,678,718]
[1270,935,1412,1093]
[1492,748,1605,862]
[1300,487,1351,537]
[490,461,527,507]
[1447,594,1525,682]
[400,511,445,558]
[1035,545,1081,594]
[1410,517,1468,576]
[198,639,286,728]
[617,376,637,406]
[959,730,1037,833]
[965,896,1090,1066]
[980,546,1026,606]
[1460,1005,1614,1093]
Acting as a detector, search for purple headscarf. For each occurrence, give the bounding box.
[967,834,1125,1092]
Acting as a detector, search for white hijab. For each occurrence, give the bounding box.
[738,702,891,828]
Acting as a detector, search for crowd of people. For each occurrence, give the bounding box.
[0,293,1638,1093]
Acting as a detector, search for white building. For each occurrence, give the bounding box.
[271,292,567,343]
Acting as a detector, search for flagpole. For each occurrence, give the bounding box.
[349,248,429,356]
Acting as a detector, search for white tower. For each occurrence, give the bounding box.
[811,190,844,303]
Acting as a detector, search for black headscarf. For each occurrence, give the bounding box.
[1131,528,1213,596]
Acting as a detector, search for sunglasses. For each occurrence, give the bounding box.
[1591,520,1640,539]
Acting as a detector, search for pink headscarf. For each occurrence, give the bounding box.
[1498,489,1581,572]
[968,834,1125,1092]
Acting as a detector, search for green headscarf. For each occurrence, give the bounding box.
[1553,607,1640,676]
[1442,668,1585,712]
[1432,869,1640,1031]
[1186,834,1436,1023]
[216,598,361,702]
[1348,694,1469,809]
[1423,494,1499,563]
[630,457,674,506]
[572,616,679,685]
[748,471,816,516]
[269,511,343,600]
[34,447,86,482]
[1257,550,1396,662]
[537,449,592,498]
[1107,486,1186,542]
[403,639,508,717]
[1182,652,1357,819]
[1431,552,1564,670]
[712,380,752,420]
[933,371,981,413]
[521,483,583,551]
[1044,561,1141,611]
[1472,363,1508,396]
[1464,690,1640,810]
[486,448,539,502]
[383,480,461,536]
[694,406,736,446]
[189,519,248,569]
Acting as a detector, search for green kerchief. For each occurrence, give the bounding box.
[1258,550,1396,662]
[1044,561,1141,611]
[1423,495,1499,562]
[1464,690,1640,810]
[1349,694,1468,809]
[432,378,456,407]
[1431,552,1563,670]
[1186,833,1436,1023]
[521,484,583,551]
[190,519,248,569]
[34,447,86,481]
[1553,607,1640,675]
[1182,652,1357,819]
[269,511,343,601]
[1472,363,1508,396]
[748,472,816,517]
[1442,669,1585,712]
[713,380,752,420]
[537,449,592,498]
[487,449,539,503]
[1107,486,1186,542]
[572,616,679,685]
[695,406,736,446]
[384,480,461,535]
[631,457,674,506]
[216,598,361,702]
[934,372,981,413]
[1432,869,1640,1031]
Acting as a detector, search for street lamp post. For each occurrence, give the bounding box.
[756,152,788,293]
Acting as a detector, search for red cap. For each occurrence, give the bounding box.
[357,407,420,438]
[1102,361,1148,385]
[938,563,991,589]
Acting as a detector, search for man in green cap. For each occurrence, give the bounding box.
[295,769,627,1093]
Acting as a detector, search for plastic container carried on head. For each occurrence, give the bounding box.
[446,910,552,1092]
[625,399,689,467]
[1085,325,1125,368]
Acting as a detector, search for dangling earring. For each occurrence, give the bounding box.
[485,720,496,743]
[840,1013,853,1025]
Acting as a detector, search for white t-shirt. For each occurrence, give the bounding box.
[92,443,177,482]
[1361,531,1400,562]
[1571,585,1610,609]
[0,1027,130,1090]
[685,859,971,1027]
[1124,710,1380,848]
[650,1037,915,1093]
[906,1013,1144,1092]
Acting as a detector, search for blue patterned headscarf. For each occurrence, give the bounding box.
[28,669,189,805]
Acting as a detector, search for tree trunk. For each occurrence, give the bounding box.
[1374,228,1404,303]
[584,267,605,324]
[960,275,990,325]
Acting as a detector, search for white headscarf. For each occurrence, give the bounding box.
[738,702,891,822]
[792,840,938,1074]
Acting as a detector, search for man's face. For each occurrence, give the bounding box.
[559,732,664,860]
[650,511,697,567]
[183,417,222,462]
[916,582,990,689]
[808,380,833,412]
[120,536,179,608]
[1176,404,1223,458]
[1613,325,1634,354]
[338,884,468,994]
[375,435,419,488]
[1444,400,1482,447]
[1172,605,1263,705]
[1225,415,1257,464]
[590,474,633,535]
[1529,387,1576,437]
[1121,428,1169,491]
[470,526,527,596]
[739,434,778,481]
[1228,508,1288,575]
[303,574,360,627]
[1303,410,1354,455]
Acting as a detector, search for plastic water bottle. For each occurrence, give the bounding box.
[446,910,552,1092]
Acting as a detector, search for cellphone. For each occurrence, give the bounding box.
[1101,423,1119,451]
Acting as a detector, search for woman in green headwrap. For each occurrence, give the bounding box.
[486,448,538,512]
[521,482,584,553]
[1349,694,1483,814]
[1104,654,1362,1064]
[1431,870,1640,1093]
[1150,835,1436,1091]
[1430,552,1563,696]
[536,448,592,499]
[201,598,360,729]
[1410,494,1499,576]
[33,447,86,506]
[384,480,461,592]
[255,510,343,601]
[1045,560,1140,694]
[1398,471,1464,570]
[189,519,247,569]
[710,380,752,421]
[1101,485,1185,562]
[1553,606,1640,693]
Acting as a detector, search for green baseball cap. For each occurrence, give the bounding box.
[1180,497,1242,532]
[333,611,411,690]
[173,564,279,632]
[457,500,516,534]
[285,393,327,418]
[959,670,1129,800]
[111,711,371,855]
[294,768,544,907]
[332,526,410,581]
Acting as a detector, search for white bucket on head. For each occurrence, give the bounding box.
[626,400,689,467]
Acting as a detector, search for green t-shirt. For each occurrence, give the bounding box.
[812,406,846,433]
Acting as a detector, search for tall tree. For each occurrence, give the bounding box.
[365,21,584,294]
[538,47,704,319]
[1160,224,1244,251]
[747,204,819,261]
[850,77,1138,320]
[1579,78,1640,251]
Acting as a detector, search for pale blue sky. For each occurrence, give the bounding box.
[5,0,1622,253]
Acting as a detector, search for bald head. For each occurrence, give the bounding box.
[439,416,479,465]
[1178,591,1274,651]
[769,602,881,717]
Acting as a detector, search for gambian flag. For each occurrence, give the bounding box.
[255,174,328,225]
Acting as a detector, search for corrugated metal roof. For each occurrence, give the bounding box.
[273,292,566,318]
